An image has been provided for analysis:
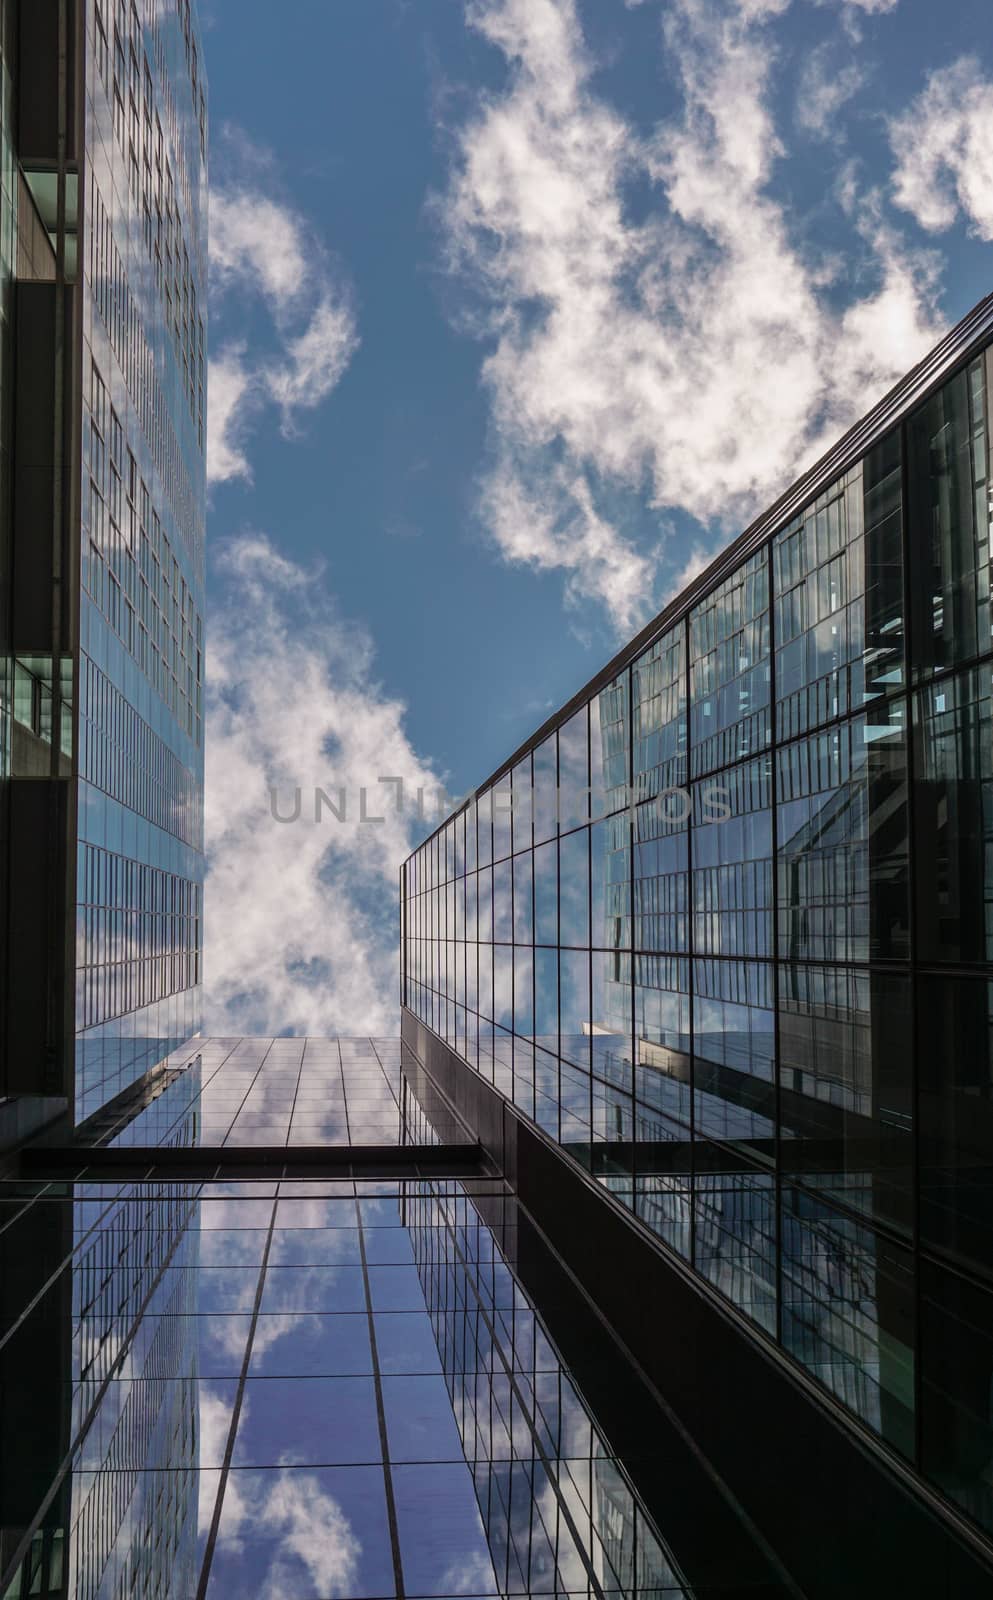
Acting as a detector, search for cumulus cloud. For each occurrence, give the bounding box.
[891,57,993,242]
[208,176,359,485]
[442,0,939,634]
[204,534,444,1036]
[212,1453,361,1599]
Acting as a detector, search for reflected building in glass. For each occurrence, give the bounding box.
[403,298,993,1571]
[3,1037,808,1599]
[0,0,206,1137]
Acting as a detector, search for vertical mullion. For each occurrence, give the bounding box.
[357,1195,406,1599]
[555,730,563,1148]
[626,663,636,1207]
[195,1189,278,1600]
[685,614,697,1270]
[586,702,593,1168]
[768,536,783,1348]
[899,408,923,1471]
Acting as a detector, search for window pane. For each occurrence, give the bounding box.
[690,548,770,777]
[534,839,557,945]
[693,959,775,1158]
[558,827,589,949]
[908,356,990,677]
[632,630,686,802]
[779,967,913,1233]
[777,704,909,964]
[918,972,993,1277]
[492,774,513,862]
[558,707,589,830]
[781,1188,915,1458]
[914,665,993,963]
[591,814,630,952]
[513,851,533,945]
[533,732,558,843]
[509,758,532,858]
[921,1257,993,1537]
[591,670,628,818]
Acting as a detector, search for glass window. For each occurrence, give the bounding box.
[465,797,477,874]
[693,959,775,1156]
[492,774,513,862]
[776,704,909,964]
[559,949,591,1072]
[914,666,993,963]
[534,948,559,1052]
[513,850,533,945]
[492,858,512,943]
[693,1150,776,1333]
[908,356,990,678]
[862,428,905,701]
[558,707,589,831]
[693,757,772,960]
[591,814,630,953]
[558,827,589,948]
[633,794,688,954]
[477,865,493,945]
[781,1188,915,1458]
[514,948,534,1039]
[920,1257,993,1538]
[478,943,493,1024]
[494,946,513,1031]
[592,952,632,1094]
[533,732,558,843]
[690,548,770,778]
[477,788,493,869]
[632,630,686,802]
[512,755,533,853]
[591,670,629,818]
[917,973,993,1277]
[534,839,557,946]
[779,967,913,1233]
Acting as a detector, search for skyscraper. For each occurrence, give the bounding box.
[0,0,206,1140]
[402,293,993,1589]
[2,6,992,1587]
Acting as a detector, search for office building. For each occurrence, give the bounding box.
[1,7,991,1580]
[0,0,207,1138]
[402,294,993,1586]
[1,1036,790,1599]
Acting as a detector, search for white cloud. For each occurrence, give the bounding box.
[443,0,939,633]
[212,1456,361,1599]
[481,462,658,636]
[210,191,312,307]
[204,534,444,1036]
[207,346,256,485]
[208,180,359,486]
[264,294,359,426]
[891,57,993,242]
[796,48,867,139]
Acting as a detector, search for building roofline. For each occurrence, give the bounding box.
[403,291,993,862]
[463,289,993,805]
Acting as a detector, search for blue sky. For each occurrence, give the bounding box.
[198,0,992,1035]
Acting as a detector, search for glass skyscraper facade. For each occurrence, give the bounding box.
[3,1036,806,1599]
[403,300,993,1560]
[0,0,206,1134]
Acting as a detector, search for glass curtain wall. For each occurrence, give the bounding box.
[76,0,208,1118]
[403,343,993,1542]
